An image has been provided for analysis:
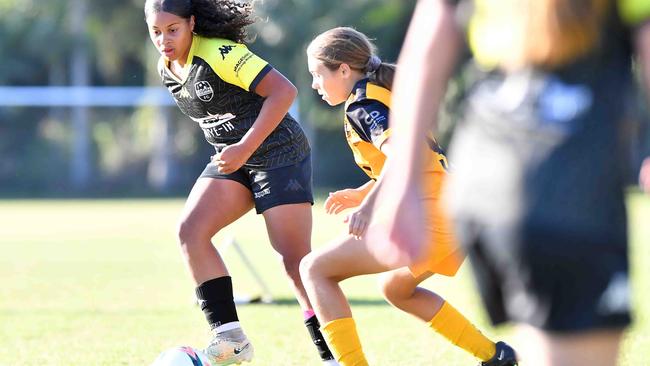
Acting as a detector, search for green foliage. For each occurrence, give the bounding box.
[0,1,415,196]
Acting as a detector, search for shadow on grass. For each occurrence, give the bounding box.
[238,297,389,306]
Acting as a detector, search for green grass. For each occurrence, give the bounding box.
[0,196,648,365]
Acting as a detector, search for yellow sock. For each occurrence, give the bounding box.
[322,317,369,366]
[428,301,496,361]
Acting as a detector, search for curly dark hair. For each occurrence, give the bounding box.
[144,0,255,43]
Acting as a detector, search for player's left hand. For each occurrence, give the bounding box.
[345,204,372,240]
[212,143,253,174]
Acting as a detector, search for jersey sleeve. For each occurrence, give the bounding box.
[619,0,650,26]
[345,99,391,149]
[207,42,273,92]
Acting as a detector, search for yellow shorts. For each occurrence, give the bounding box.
[408,171,465,277]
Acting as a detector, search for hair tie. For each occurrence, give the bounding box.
[366,55,382,73]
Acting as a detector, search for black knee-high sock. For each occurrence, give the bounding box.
[305,314,335,361]
[195,276,239,329]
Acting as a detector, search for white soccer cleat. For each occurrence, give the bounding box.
[204,328,254,365]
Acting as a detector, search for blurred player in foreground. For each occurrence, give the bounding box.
[376,0,650,365]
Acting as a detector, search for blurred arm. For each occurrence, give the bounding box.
[636,21,650,192]
[388,0,462,181]
[367,0,463,266]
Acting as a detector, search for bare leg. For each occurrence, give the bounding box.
[262,202,313,309]
[517,325,624,366]
[377,268,444,322]
[300,228,395,323]
[177,178,254,284]
[264,203,338,363]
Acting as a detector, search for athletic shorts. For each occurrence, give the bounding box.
[199,154,314,214]
[408,171,465,278]
[453,218,631,333]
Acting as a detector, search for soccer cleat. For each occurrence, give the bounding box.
[480,341,517,366]
[204,328,254,365]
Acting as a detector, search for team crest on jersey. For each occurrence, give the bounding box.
[195,81,214,102]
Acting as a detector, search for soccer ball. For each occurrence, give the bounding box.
[150,346,212,366]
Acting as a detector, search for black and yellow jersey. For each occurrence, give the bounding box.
[463,0,650,69]
[343,79,448,180]
[446,0,650,242]
[158,34,309,169]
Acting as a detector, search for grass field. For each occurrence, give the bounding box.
[0,195,649,365]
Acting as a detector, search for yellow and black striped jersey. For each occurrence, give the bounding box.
[158,35,309,169]
[343,79,448,180]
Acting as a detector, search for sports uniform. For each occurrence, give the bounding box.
[445,0,650,331]
[344,78,463,277]
[158,34,313,213]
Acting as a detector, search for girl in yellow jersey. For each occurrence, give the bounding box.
[300,27,517,366]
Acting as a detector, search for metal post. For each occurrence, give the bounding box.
[220,235,274,304]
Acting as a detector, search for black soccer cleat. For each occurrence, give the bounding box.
[479,341,518,366]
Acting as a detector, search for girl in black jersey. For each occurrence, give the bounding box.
[379,0,650,365]
[144,1,335,365]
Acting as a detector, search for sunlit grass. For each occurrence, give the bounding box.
[0,196,648,365]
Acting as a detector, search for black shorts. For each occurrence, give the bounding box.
[199,154,314,214]
[454,218,631,333]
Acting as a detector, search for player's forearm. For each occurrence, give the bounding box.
[355,180,376,197]
[361,177,383,210]
[635,22,650,193]
[389,0,461,179]
[239,85,297,154]
[636,22,650,100]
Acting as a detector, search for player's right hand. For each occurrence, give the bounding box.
[324,189,365,214]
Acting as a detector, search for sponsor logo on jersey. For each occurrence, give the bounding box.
[192,112,237,137]
[234,52,254,75]
[365,110,386,124]
[192,112,236,128]
[195,80,214,102]
[219,45,234,60]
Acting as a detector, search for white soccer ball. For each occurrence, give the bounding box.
[150,346,212,366]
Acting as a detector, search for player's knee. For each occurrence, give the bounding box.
[378,273,408,305]
[176,218,216,253]
[299,252,323,283]
[280,253,303,279]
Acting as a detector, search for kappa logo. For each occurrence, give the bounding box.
[179,87,191,99]
[219,45,234,60]
[194,80,214,102]
[284,179,304,192]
